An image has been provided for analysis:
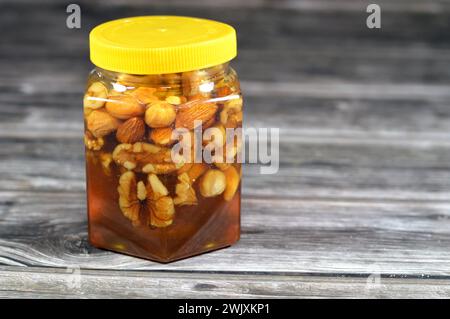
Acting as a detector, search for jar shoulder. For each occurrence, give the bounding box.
[86,64,241,99]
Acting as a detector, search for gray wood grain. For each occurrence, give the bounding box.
[6,0,450,13]
[1,142,450,201]
[1,0,450,298]
[1,266,450,299]
[1,191,450,277]
[3,88,450,138]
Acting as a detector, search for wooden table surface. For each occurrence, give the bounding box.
[1,0,450,298]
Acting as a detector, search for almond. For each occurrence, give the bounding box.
[116,117,146,144]
[214,162,231,171]
[187,163,208,182]
[150,127,174,146]
[86,110,120,138]
[216,85,232,97]
[202,115,216,129]
[105,95,145,120]
[177,162,193,175]
[175,102,218,130]
[130,87,159,105]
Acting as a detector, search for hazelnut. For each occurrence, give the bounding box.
[223,166,240,201]
[84,82,108,110]
[86,110,120,138]
[199,169,226,198]
[144,101,176,128]
[165,95,183,105]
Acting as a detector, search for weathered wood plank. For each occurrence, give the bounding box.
[3,1,450,56]
[1,191,450,276]
[1,89,449,198]
[1,116,449,198]
[2,91,450,142]
[1,159,450,201]
[1,0,450,298]
[3,45,450,84]
[1,134,450,201]
[1,266,450,299]
[4,0,450,14]
[3,22,450,85]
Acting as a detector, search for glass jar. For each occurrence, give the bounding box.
[83,16,242,262]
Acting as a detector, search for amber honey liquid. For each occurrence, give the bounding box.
[87,149,240,262]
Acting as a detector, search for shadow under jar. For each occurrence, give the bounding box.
[83,16,242,263]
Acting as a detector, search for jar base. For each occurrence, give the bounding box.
[88,232,240,263]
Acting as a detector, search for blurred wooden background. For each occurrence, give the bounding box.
[1,0,450,298]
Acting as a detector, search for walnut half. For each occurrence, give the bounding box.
[112,142,175,173]
[146,174,175,228]
[117,171,141,226]
[117,171,175,228]
[173,173,197,206]
[84,131,104,151]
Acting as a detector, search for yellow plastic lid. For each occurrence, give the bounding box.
[89,16,237,75]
